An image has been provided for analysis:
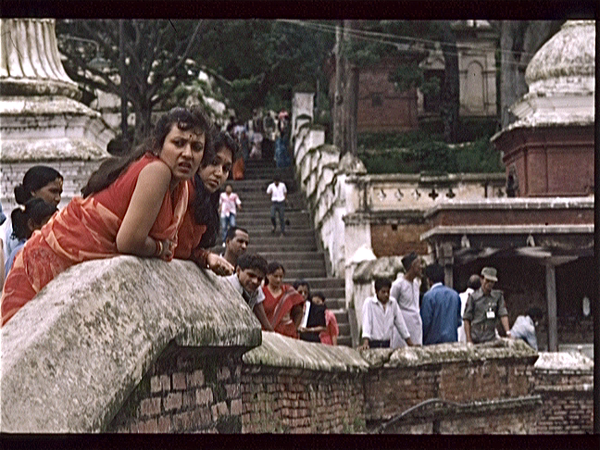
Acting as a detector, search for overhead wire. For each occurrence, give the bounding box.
[276,19,551,68]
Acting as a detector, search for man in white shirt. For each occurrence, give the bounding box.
[266,175,287,235]
[293,279,311,327]
[510,307,543,351]
[457,275,481,343]
[226,253,273,332]
[390,252,423,348]
[359,277,415,349]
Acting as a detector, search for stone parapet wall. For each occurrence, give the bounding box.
[533,352,594,434]
[241,367,365,433]
[358,173,505,212]
[0,256,260,432]
[241,332,368,433]
[362,340,538,427]
[384,397,540,434]
[1,254,593,434]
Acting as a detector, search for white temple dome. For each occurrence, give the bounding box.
[503,20,595,129]
[525,20,595,96]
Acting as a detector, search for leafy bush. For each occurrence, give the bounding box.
[358,130,443,151]
[358,134,503,174]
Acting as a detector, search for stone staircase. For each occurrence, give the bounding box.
[231,159,352,347]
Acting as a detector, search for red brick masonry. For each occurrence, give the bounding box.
[107,340,593,434]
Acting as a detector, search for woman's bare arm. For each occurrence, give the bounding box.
[116,162,172,258]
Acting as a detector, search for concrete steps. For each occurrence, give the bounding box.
[233,158,352,347]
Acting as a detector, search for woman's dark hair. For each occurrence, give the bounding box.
[293,279,310,292]
[212,131,241,162]
[14,166,63,205]
[82,106,213,197]
[263,261,285,286]
[194,131,239,248]
[11,198,57,240]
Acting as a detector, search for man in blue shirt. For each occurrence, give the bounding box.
[420,263,462,345]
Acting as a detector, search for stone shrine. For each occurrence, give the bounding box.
[0,19,114,212]
[492,20,595,197]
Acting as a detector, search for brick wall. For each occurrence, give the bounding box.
[534,366,594,434]
[107,345,244,433]
[104,337,592,435]
[364,354,536,424]
[386,397,540,434]
[371,223,429,257]
[241,368,365,433]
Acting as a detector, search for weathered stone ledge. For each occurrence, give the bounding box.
[361,339,538,369]
[0,256,261,433]
[242,332,369,374]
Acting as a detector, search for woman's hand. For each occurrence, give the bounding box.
[155,238,175,261]
[206,253,234,276]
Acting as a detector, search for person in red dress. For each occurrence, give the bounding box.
[174,131,239,276]
[298,292,339,345]
[1,107,211,326]
[261,261,304,338]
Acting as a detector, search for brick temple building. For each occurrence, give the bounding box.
[326,20,498,134]
[421,20,595,352]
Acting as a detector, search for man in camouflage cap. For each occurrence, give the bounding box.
[462,267,511,344]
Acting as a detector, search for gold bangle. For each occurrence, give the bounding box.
[155,239,163,257]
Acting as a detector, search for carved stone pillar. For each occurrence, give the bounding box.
[0,19,114,212]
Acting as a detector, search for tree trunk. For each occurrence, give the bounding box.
[334,20,359,157]
[499,20,563,129]
[439,22,459,143]
[133,100,153,146]
[333,22,344,150]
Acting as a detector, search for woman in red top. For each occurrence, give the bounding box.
[174,131,239,276]
[312,292,339,345]
[261,261,304,338]
[1,107,211,326]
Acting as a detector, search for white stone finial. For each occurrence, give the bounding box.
[525,20,595,96]
[0,18,80,99]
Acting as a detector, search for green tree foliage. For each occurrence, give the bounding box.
[57,19,334,143]
[193,20,334,121]
[358,133,503,175]
[57,19,204,146]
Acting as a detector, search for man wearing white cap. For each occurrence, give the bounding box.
[463,267,511,344]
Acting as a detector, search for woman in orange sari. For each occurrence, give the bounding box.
[1,107,212,326]
[261,261,305,338]
[174,131,239,276]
